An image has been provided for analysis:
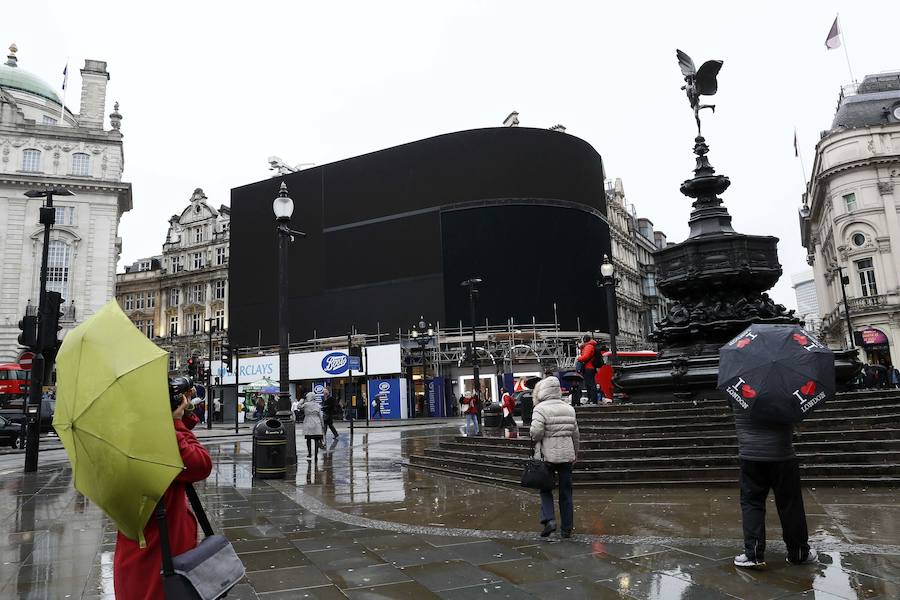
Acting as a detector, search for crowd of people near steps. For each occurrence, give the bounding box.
[459,333,819,569]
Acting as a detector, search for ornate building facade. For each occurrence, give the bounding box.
[0,44,132,362]
[115,188,230,373]
[800,71,900,368]
[605,178,669,348]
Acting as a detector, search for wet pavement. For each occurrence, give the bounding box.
[0,423,898,599]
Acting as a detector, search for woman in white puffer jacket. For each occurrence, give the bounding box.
[529,376,579,538]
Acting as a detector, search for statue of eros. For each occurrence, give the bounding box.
[676,49,723,136]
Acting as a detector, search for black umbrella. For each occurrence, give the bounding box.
[718,324,834,424]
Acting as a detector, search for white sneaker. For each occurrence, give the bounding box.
[787,549,818,565]
[734,554,766,568]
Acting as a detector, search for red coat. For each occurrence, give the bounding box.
[577,340,597,368]
[114,412,212,600]
[462,397,478,414]
[501,393,515,415]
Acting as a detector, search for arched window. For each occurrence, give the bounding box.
[46,240,71,301]
[22,149,41,172]
[71,153,90,176]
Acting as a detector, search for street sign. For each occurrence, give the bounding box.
[348,356,362,371]
[18,351,34,369]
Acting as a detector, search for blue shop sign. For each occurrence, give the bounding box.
[368,378,401,420]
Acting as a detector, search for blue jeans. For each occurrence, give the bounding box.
[540,462,573,532]
[465,413,480,435]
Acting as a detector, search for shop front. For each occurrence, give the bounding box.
[855,327,893,367]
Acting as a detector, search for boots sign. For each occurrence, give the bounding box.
[210,344,401,385]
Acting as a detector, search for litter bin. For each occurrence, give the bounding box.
[252,418,286,479]
[519,391,534,426]
[483,402,502,428]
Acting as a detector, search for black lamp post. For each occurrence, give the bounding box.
[410,316,434,416]
[460,278,482,400]
[831,262,855,350]
[204,318,218,429]
[23,186,73,473]
[599,255,619,384]
[273,182,305,465]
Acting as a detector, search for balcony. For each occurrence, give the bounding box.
[822,294,894,332]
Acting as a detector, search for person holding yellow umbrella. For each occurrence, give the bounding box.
[54,300,213,599]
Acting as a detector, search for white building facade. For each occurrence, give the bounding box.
[0,44,131,362]
[800,71,900,369]
[791,269,821,333]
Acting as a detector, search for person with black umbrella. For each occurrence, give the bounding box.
[718,324,833,569]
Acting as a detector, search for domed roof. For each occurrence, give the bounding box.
[0,44,62,105]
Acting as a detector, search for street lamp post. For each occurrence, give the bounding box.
[23,186,73,473]
[410,316,434,417]
[831,263,855,350]
[204,318,217,429]
[273,182,306,466]
[460,279,483,401]
[599,255,619,390]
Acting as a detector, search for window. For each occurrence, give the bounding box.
[22,149,41,172]
[192,252,204,269]
[46,240,71,300]
[144,320,154,338]
[171,256,183,273]
[169,288,181,306]
[856,258,878,297]
[851,233,866,247]
[135,293,144,310]
[215,246,227,266]
[214,280,226,300]
[42,115,57,125]
[124,294,134,310]
[843,193,857,212]
[71,153,90,176]
[190,284,205,304]
[190,313,202,335]
[147,292,155,308]
[194,227,205,243]
[169,315,179,337]
[135,319,143,332]
[214,309,225,331]
[54,206,74,226]
[138,260,152,271]
[168,353,177,372]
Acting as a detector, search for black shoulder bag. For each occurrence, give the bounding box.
[520,441,556,491]
[156,483,246,599]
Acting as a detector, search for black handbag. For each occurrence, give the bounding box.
[520,442,556,491]
[156,484,246,599]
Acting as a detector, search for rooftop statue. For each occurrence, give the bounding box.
[676,49,723,136]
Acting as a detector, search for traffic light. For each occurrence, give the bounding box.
[187,356,197,377]
[198,363,206,381]
[221,344,233,373]
[18,315,38,349]
[39,292,64,351]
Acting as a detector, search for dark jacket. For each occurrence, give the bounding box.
[732,403,795,462]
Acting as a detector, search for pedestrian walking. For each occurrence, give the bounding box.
[891,366,900,389]
[575,335,600,406]
[461,391,480,435]
[114,376,212,600]
[501,388,516,428]
[292,396,303,422]
[530,376,579,538]
[372,394,384,419]
[731,401,817,567]
[302,392,325,461]
[322,390,339,439]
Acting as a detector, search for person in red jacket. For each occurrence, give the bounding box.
[114,376,213,600]
[501,388,516,428]
[576,335,599,406]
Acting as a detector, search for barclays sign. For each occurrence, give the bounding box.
[321,352,350,375]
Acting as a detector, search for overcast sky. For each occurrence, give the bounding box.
[8,1,894,310]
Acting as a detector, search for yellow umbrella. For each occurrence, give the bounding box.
[53,299,184,547]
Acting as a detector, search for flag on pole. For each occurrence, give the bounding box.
[61,63,68,90]
[825,16,841,49]
[794,129,799,157]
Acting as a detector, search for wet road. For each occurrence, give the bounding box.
[0,423,898,598]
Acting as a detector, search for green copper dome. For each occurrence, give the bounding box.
[0,60,63,105]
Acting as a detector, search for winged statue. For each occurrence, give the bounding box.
[676,49,723,136]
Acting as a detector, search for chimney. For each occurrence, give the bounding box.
[78,59,109,129]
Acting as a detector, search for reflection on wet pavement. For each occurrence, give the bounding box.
[0,424,897,598]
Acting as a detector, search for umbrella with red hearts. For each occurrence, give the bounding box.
[718,323,835,424]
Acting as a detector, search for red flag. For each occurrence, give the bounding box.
[825,16,841,49]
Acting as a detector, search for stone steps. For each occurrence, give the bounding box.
[407,389,900,486]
